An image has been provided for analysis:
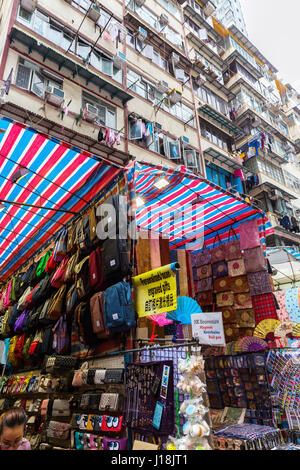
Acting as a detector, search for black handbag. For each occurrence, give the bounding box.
[31,275,54,306]
[104,369,124,384]
[45,355,78,374]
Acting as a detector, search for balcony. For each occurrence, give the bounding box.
[192,56,235,101]
[203,145,253,176]
[10,26,134,104]
[224,71,265,103]
[266,212,300,245]
[221,47,263,80]
[183,0,221,42]
[233,102,294,145]
[186,29,223,68]
[198,102,244,139]
[124,7,190,68]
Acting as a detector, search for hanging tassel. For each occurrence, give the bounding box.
[150,322,158,343]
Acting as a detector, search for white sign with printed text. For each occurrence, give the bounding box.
[191,312,226,347]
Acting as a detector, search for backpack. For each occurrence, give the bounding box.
[8,304,21,334]
[29,304,44,331]
[47,285,66,321]
[103,282,136,333]
[31,275,54,306]
[14,273,26,300]
[77,216,93,255]
[38,299,53,326]
[90,292,110,339]
[101,237,129,283]
[22,309,34,333]
[76,302,99,347]
[75,256,91,299]
[53,228,68,263]
[67,224,78,254]
[52,315,69,355]
[89,247,103,292]
[28,262,39,287]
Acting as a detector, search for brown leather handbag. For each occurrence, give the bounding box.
[47,284,66,321]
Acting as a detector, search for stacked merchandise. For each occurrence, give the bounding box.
[0,358,126,450]
[213,423,282,450]
[192,220,278,345]
[166,355,212,450]
[205,353,273,427]
[0,193,136,370]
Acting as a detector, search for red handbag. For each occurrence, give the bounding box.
[101,415,123,433]
[51,256,69,289]
[45,253,57,273]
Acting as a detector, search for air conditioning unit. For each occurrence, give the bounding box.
[156,80,169,94]
[203,1,216,17]
[195,73,206,87]
[135,0,146,6]
[113,51,126,69]
[87,4,101,22]
[136,26,147,42]
[168,88,182,104]
[169,52,180,65]
[159,13,169,25]
[20,0,37,12]
[45,86,65,106]
[85,103,98,121]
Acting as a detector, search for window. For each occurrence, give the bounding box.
[200,120,233,151]
[18,6,33,23]
[82,92,116,129]
[15,58,63,99]
[194,83,229,116]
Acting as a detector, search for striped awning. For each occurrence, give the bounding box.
[0,117,123,280]
[133,162,273,251]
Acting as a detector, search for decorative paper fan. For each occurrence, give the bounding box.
[148,313,173,327]
[292,323,300,338]
[226,341,237,355]
[236,336,268,352]
[166,296,202,325]
[274,322,295,339]
[253,319,281,339]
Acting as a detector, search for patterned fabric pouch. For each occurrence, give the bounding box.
[234,293,253,310]
[247,271,273,296]
[230,276,249,293]
[216,292,234,307]
[214,277,231,293]
[228,259,246,278]
[197,264,212,280]
[212,261,228,279]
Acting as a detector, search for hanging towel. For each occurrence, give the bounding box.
[285,288,300,322]
[274,290,290,322]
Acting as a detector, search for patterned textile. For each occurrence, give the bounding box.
[247,271,273,296]
[234,293,253,310]
[252,293,278,324]
[230,276,249,293]
[285,288,300,323]
[273,291,290,322]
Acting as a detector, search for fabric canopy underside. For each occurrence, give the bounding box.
[0,117,123,280]
[133,163,273,251]
[267,247,300,286]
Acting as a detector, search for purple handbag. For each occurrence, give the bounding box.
[197,264,212,279]
[102,437,128,450]
[212,261,228,279]
[14,309,29,334]
[210,234,225,263]
[247,271,273,296]
[197,277,213,292]
[224,227,241,261]
[197,245,211,267]
[243,246,266,273]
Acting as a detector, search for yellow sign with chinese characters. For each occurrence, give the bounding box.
[133,264,178,318]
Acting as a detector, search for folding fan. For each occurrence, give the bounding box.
[166,296,202,325]
[226,341,237,355]
[274,322,295,339]
[253,319,281,339]
[148,313,173,327]
[236,336,268,353]
[292,323,300,338]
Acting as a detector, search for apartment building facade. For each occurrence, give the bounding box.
[0,0,299,250]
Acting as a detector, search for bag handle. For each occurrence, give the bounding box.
[212,232,222,248]
[227,226,238,242]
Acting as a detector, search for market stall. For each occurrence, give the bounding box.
[0,116,297,451]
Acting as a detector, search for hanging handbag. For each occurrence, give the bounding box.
[51,256,69,289]
[99,394,120,412]
[243,246,266,273]
[47,284,67,321]
[224,227,241,261]
[45,252,57,274]
[66,283,79,315]
[212,261,228,279]
[228,258,246,277]
[234,293,253,310]
[247,271,273,296]
[195,291,213,307]
[230,276,249,293]
[47,421,70,440]
[64,252,79,284]
[197,277,213,292]
[216,292,234,307]
[221,308,236,324]
[53,229,68,263]
[194,245,211,267]
[45,355,77,374]
[196,264,212,280]
[238,219,260,250]
[52,400,70,418]
[214,277,231,293]
[36,250,52,278]
[210,233,225,263]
